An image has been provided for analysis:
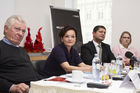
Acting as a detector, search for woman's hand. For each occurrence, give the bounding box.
[123,60,130,68]
[82,66,92,72]
[61,62,92,73]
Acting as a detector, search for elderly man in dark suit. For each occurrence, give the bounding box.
[81,25,115,65]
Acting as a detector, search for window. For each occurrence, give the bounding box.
[73,0,112,44]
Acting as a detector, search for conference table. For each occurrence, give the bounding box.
[29,73,140,93]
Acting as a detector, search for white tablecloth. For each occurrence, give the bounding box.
[29,74,139,93]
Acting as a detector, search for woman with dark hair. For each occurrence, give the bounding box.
[42,26,92,78]
[112,31,140,65]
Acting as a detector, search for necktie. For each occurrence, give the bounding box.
[98,44,102,62]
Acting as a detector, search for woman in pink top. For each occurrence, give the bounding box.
[112,31,140,66]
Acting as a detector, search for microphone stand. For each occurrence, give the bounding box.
[129,58,135,70]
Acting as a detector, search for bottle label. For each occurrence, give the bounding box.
[96,64,100,70]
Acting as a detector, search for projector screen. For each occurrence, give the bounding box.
[50,6,83,53]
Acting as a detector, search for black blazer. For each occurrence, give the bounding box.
[81,41,116,65]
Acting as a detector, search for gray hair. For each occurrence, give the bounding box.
[5,15,26,28]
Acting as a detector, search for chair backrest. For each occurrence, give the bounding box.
[31,60,46,76]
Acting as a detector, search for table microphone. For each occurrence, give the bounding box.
[125,51,140,62]
[125,51,140,69]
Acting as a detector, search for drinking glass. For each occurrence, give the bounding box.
[101,63,110,83]
[111,60,117,76]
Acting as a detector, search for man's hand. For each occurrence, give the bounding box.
[10,83,29,93]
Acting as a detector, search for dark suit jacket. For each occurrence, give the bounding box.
[81,41,116,65]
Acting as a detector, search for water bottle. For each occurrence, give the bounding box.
[116,53,123,75]
[92,54,101,82]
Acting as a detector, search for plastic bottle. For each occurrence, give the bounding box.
[116,53,123,75]
[111,60,116,76]
[92,54,101,82]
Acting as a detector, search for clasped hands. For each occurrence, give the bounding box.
[10,83,29,93]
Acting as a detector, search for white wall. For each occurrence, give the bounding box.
[0,0,65,51]
[0,0,15,39]
[1,0,140,53]
[112,0,140,53]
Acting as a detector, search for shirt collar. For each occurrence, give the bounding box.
[2,38,19,47]
[120,44,130,50]
[93,40,101,47]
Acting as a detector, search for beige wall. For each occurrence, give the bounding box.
[0,0,15,39]
[112,0,140,53]
[15,0,65,50]
[0,0,65,51]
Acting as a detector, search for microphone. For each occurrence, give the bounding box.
[125,51,140,69]
[125,51,140,62]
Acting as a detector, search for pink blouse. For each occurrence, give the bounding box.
[112,44,140,64]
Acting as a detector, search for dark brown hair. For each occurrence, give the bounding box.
[93,25,106,33]
[59,25,77,39]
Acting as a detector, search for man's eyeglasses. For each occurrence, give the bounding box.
[122,37,130,39]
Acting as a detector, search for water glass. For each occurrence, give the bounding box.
[100,63,110,83]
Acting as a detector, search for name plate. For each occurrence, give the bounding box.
[128,70,140,89]
[120,70,140,89]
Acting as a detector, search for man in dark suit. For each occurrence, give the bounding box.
[81,25,115,65]
[0,15,42,93]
